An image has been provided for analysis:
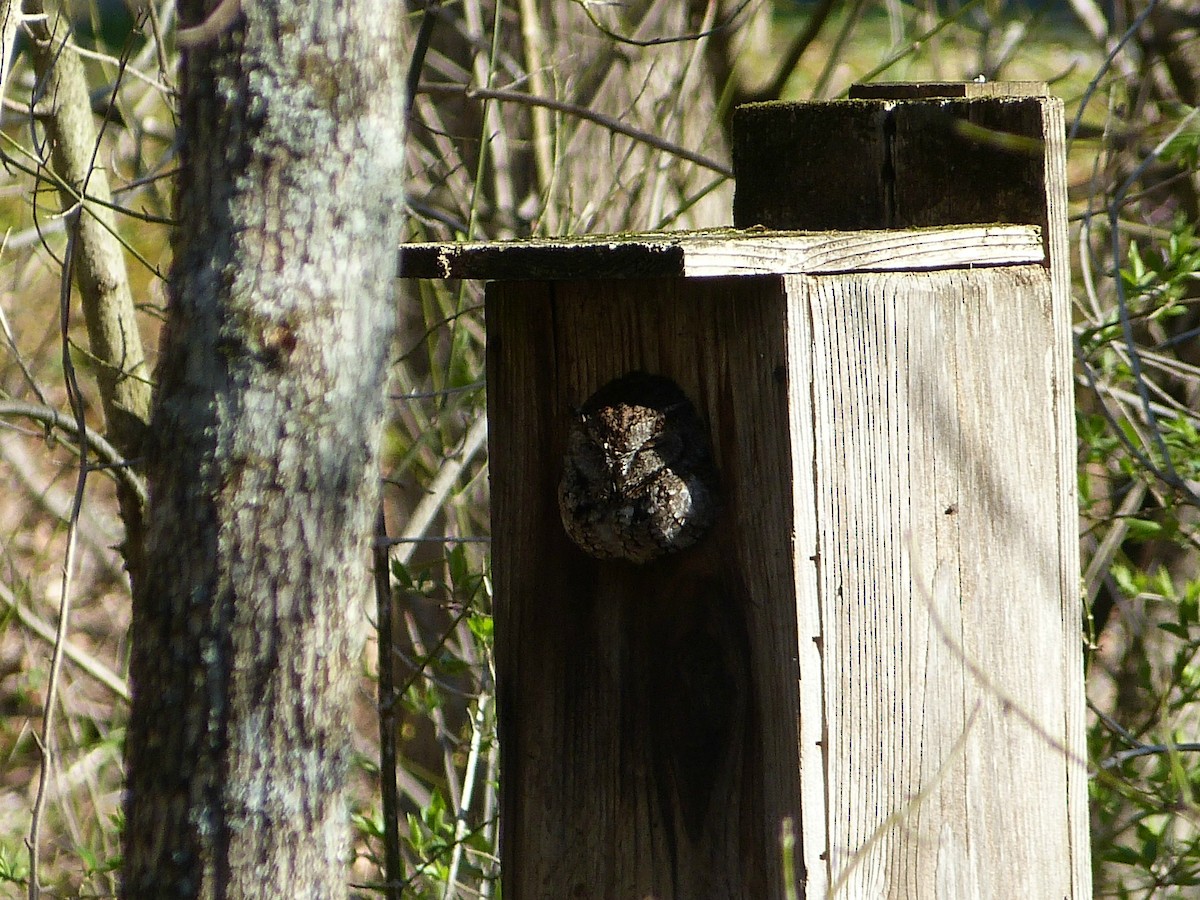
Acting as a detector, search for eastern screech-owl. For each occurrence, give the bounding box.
[558,371,719,564]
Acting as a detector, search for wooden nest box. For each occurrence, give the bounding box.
[399,83,1089,899]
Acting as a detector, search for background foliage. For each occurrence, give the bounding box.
[0,0,1198,897]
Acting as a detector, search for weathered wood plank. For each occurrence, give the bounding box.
[398,225,1044,280]
[733,95,1088,897]
[479,91,1086,899]
[733,97,1062,247]
[888,100,1056,234]
[798,265,1080,897]
[487,265,1085,899]
[1041,87,1094,900]
[487,275,806,900]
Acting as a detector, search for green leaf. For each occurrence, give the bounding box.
[1159,621,1191,639]
[1104,844,1147,867]
[392,559,414,589]
[1124,517,1165,542]
[1111,562,1140,598]
[1159,112,1200,166]
[351,807,386,839]
[447,543,469,585]
[468,613,494,643]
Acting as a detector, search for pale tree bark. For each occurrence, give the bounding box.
[122,2,405,898]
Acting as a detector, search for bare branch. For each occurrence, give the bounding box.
[572,0,754,48]
[0,578,130,702]
[22,0,153,586]
[419,81,734,178]
[0,400,149,506]
[175,0,243,48]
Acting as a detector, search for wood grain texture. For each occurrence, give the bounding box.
[1040,93,1093,899]
[486,265,1085,899]
[733,96,1063,252]
[733,93,1088,898]
[398,225,1043,280]
[481,92,1086,899]
[794,265,1083,897]
[888,100,1056,239]
[487,276,806,900]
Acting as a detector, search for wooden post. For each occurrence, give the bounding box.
[732,84,1088,898]
[398,83,1089,899]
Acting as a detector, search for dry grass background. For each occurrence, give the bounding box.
[2,1,1197,897]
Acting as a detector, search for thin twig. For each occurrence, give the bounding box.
[1067,1,1159,146]
[391,610,480,702]
[477,729,500,898]
[403,608,464,814]
[0,280,51,407]
[373,508,403,900]
[1083,481,1147,609]
[462,0,515,228]
[27,207,86,900]
[515,0,556,232]
[63,42,172,95]
[1105,104,1200,502]
[0,400,148,506]
[392,380,484,401]
[1101,742,1200,770]
[0,0,20,107]
[405,0,442,131]
[761,0,838,101]
[853,0,986,90]
[419,81,734,178]
[0,579,129,702]
[393,814,498,896]
[574,0,753,48]
[0,128,170,274]
[813,0,868,99]
[1075,342,1198,501]
[443,692,491,899]
[21,0,155,468]
[175,0,242,48]
[378,535,490,546]
[1,436,126,581]
[143,0,172,81]
[390,414,489,569]
[644,0,719,226]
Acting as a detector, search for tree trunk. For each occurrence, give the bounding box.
[122,3,405,898]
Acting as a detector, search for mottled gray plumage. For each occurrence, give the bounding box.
[558,372,719,564]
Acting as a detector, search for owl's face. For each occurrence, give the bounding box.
[577,402,684,496]
[558,372,718,564]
